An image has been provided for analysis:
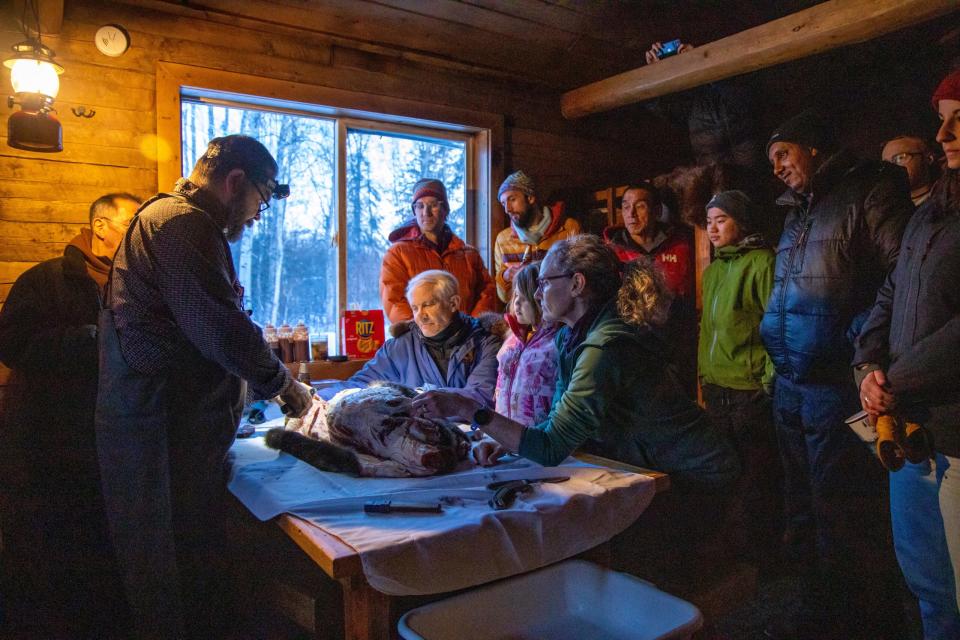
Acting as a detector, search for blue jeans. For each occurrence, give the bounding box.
[773,375,901,636]
[890,455,960,640]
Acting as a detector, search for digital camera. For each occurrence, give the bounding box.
[657,39,681,60]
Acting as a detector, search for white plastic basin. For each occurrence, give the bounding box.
[398,559,703,640]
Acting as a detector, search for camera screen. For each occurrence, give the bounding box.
[658,39,681,59]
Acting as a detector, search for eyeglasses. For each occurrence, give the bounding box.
[536,272,574,289]
[246,171,292,214]
[249,177,272,214]
[888,152,923,166]
[98,217,133,232]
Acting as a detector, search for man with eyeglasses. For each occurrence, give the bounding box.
[0,192,140,638]
[95,135,311,639]
[882,135,938,206]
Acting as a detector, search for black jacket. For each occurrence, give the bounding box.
[760,149,912,384]
[854,190,960,456]
[0,244,126,634]
[0,244,101,463]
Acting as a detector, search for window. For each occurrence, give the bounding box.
[180,98,473,350]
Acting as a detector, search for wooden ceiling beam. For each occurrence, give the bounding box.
[561,0,958,119]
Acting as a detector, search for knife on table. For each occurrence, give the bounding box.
[487,476,570,510]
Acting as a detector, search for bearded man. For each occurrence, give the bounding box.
[95,135,312,639]
[493,170,581,303]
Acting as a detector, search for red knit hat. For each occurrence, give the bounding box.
[932,68,960,110]
[410,178,448,210]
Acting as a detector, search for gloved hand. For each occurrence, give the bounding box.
[279,378,313,419]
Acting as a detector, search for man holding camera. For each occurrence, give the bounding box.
[645,41,764,168]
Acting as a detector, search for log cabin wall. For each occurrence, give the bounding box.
[1,1,955,391]
[0,0,672,388]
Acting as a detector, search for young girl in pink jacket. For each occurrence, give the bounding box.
[495,262,560,426]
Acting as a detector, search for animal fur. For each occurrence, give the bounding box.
[264,428,362,475]
[651,162,784,241]
[265,382,470,477]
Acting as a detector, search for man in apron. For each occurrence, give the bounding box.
[96,135,312,639]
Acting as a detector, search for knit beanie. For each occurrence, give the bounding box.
[498,170,536,199]
[932,68,960,110]
[705,190,756,233]
[410,178,449,211]
[766,109,834,155]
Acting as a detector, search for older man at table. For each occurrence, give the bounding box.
[319,270,502,407]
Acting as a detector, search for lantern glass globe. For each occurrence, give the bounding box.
[10,58,60,98]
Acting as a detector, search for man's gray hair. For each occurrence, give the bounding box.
[406,270,460,303]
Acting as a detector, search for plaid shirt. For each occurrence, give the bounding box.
[110,179,289,399]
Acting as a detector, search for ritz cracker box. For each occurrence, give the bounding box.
[341,309,385,358]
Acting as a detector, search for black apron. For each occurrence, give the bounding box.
[95,308,244,640]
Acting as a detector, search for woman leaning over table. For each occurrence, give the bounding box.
[413,234,739,493]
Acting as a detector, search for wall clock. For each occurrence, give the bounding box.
[95,24,130,57]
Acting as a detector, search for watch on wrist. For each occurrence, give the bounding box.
[470,407,493,432]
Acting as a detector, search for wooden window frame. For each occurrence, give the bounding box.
[156,61,505,295]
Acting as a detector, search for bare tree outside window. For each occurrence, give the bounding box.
[346,129,466,316]
[181,101,468,349]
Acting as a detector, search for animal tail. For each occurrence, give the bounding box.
[264,428,362,475]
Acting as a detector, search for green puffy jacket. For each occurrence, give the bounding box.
[698,238,775,392]
[519,302,740,491]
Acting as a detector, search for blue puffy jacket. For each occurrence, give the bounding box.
[760,149,911,384]
[317,313,502,407]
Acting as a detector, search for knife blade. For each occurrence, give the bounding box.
[486,476,570,491]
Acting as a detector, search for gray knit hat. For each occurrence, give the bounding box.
[705,190,756,233]
[498,170,536,199]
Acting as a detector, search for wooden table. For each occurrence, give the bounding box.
[261,454,669,640]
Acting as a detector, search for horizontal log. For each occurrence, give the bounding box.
[0,157,155,190]
[0,238,66,262]
[0,261,37,283]
[0,137,157,170]
[66,2,334,68]
[0,100,157,138]
[0,220,85,242]
[0,198,91,224]
[0,28,155,91]
[11,0,63,35]
[0,181,142,203]
[561,0,959,118]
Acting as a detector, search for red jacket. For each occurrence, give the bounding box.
[602,224,695,302]
[380,221,497,323]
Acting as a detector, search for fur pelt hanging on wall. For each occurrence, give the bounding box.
[652,162,785,244]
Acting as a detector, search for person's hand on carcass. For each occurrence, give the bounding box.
[411,389,478,423]
[279,378,314,419]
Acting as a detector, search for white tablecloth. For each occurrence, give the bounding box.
[228,420,656,595]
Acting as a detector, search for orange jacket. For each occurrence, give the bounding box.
[380,222,497,323]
